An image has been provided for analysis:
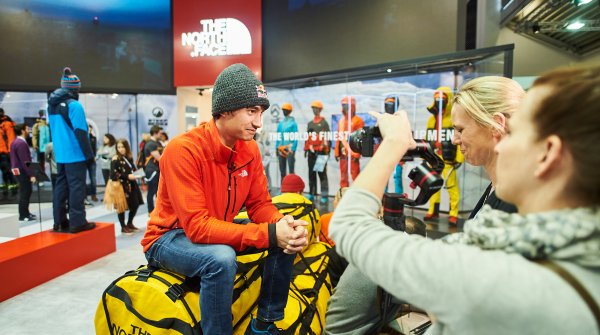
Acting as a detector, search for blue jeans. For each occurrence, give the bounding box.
[53,161,88,229]
[86,161,97,197]
[145,229,294,334]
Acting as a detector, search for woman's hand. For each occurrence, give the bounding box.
[128,174,136,180]
[351,110,416,199]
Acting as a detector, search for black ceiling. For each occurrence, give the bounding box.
[502,0,600,56]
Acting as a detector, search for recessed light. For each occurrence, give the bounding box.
[566,21,585,30]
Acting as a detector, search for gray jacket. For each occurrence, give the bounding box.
[330,188,599,335]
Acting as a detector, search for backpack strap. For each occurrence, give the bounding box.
[50,98,75,130]
[535,259,600,330]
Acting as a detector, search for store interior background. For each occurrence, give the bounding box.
[1,0,600,333]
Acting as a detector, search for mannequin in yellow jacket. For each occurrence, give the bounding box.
[424,87,464,225]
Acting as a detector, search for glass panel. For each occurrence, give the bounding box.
[264,47,509,220]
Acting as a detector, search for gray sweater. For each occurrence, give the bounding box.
[330,188,599,335]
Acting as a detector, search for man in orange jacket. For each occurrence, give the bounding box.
[141,64,308,335]
[334,96,364,187]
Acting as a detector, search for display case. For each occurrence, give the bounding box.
[262,45,514,215]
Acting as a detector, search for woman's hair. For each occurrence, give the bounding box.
[530,64,600,205]
[453,76,525,134]
[116,138,133,161]
[104,133,116,146]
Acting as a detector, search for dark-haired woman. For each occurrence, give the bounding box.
[110,139,144,234]
[98,133,117,185]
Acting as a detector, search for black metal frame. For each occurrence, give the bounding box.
[264,44,514,89]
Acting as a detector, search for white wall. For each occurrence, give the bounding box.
[176,87,212,128]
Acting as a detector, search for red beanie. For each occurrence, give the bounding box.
[281,174,305,193]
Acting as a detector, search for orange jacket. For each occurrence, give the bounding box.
[0,117,16,154]
[319,212,334,246]
[335,115,364,159]
[141,120,283,252]
[303,116,330,153]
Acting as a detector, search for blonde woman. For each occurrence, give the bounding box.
[451,76,525,217]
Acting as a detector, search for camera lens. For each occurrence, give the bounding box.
[348,128,365,154]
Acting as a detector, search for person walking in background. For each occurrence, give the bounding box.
[334,96,364,188]
[45,141,57,189]
[0,107,18,197]
[86,125,98,203]
[10,123,36,222]
[110,139,143,234]
[304,100,330,203]
[144,125,163,214]
[275,103,298,179]
[97,133,117,186]
[137,132,150,165]
[47,67,95,233]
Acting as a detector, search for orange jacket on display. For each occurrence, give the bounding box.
[335,115,364,159]
[304,116,330,153]
[0,117,16,154]
[141,120,283,252]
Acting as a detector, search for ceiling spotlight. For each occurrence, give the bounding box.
[532,23,541,34]
[566,21,585,30]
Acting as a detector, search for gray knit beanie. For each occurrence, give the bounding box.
[212,63,270,117]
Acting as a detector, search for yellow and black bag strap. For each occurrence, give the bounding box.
[535,259,600,331]
[274,202,315,218]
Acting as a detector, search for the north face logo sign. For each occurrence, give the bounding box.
[238,170,248,178]
[256,85,267,98]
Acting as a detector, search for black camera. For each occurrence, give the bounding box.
[348,126,381,157]
[348,126,445,230]
[381,140,444,231]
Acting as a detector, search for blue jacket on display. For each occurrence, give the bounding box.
[275,116,298,153]
[47,88,93,164]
